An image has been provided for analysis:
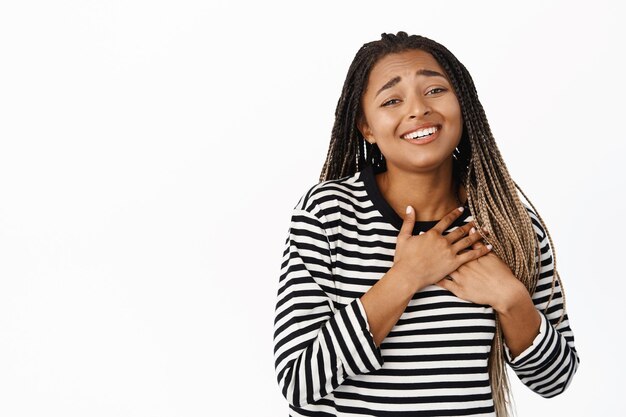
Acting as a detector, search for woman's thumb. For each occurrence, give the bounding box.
[398,205,415,240]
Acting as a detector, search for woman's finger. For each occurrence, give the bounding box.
[444,221,475,244]
[431,206,465,235]
[472,227,492,250]
[436,272,460,293]
[451,226,486,253]
[456,243,492,265]
[398,205,416,242]
[471,227,483,250]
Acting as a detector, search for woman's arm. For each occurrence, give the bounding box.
[273,204,383,409]
[502,208,580,397]
[494,283,542,359]
[437,206,580,397]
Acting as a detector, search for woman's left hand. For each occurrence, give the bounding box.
[436,227,525,312]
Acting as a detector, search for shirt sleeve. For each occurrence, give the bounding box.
[503,208,580,398]
[273,204,384,408]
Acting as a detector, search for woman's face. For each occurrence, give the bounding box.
[358,49,463,175]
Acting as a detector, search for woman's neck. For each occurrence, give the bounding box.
[375,163,466,222]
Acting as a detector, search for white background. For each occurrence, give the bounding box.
[0,1,623,416]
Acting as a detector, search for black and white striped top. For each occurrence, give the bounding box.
[273,163,579,416]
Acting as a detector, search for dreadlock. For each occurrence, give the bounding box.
[319,31,566,417]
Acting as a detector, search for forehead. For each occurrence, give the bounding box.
[368,49,447,85]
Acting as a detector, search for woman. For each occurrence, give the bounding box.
[273,32,579,417]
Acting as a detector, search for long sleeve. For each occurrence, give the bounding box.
[503,208,580,397]
[273,205,384,409]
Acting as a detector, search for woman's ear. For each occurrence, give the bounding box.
[357,117,376,144]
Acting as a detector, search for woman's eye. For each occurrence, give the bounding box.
[427,87,446,95]
[382,98,401,107]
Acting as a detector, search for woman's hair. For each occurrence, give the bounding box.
[319,31,565,417]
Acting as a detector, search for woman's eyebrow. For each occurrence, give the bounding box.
[376,76,401,97]
[375,69,448,97]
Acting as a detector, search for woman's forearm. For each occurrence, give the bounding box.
[360,265,421,347]
[495,283,541,359]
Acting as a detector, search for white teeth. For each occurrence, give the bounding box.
[402,126,438,140]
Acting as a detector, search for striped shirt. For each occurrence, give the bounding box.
[273,163,579,416]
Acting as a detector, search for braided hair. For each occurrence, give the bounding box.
[319,31,566,417]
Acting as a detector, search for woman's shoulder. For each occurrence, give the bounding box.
[291,170,365,214]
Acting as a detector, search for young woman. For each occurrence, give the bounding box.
[273,32,579,417]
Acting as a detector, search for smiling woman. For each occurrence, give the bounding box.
[273,32,579,417]
[358,49,465,219]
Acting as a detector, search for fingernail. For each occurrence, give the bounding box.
[406,206,413,214]
[458,207,464,212]
[470,227,476,234]
[486,244,493,250]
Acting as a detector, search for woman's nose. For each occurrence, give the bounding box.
[407,93,431,119]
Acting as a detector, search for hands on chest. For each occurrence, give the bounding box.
[393,204,527,313]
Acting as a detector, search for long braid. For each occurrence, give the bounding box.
[319,32,565,417]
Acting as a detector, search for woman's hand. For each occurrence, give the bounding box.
[437,229,542,357]
[392,205,492,292]
[436,229,528,312]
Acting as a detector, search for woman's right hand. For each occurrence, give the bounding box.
[392,205,491,291]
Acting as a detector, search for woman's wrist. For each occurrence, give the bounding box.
[389,262,426,294]
[492,278,532,315]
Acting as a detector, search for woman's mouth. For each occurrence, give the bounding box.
[401,125,440,145]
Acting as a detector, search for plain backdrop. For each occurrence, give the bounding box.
[1,1,624,416]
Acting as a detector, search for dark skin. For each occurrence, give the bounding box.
[358,50,540,358]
